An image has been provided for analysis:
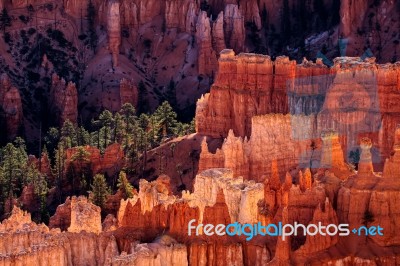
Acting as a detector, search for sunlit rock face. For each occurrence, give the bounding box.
[6,149,400,265]
[107,0,121,68]
[67,196,102,234]
[196,52,400,174]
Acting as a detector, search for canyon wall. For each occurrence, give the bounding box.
[107,0,121,68]
[65,143,124,177]
[0,74,23,141]
[196,51,400,171]
[4,140,400,265]
[119,78,138,109]
[49,74,78,126]
[199,113,351,181]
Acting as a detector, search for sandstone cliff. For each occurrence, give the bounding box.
[108,0,121,68]
[0,74,23,140]
[49,74,78,126]
[196,52,400,171]
[65,143,124,177]
[119,78,138,109]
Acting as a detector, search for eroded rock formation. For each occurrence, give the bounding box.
[50,74,78,126]
[0,74,23,140]
[119,78,138,109]
[65,143,124,177]
[68,196,102,234]
[108,0,121,68]
[197,52,400,172]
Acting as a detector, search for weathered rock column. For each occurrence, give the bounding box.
[358,137,374,175]
[107,0,121,68]
[320,130,346,170]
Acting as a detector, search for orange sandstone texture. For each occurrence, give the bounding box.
[196,52,400,171]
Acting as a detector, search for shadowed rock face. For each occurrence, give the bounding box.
[50,74,78,126]
[0,74,23,141]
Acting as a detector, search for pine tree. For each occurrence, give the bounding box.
[97,110,114,151]
[117,171,134,199]
[76,126,90,146]
[61,120,78,148]
[120,103,137,149]
[31,168,49,222]
[70,146,91,193]
[90,174,110,208]
[113,112,124,143]
[154,101,178,137]
[0,143,25,209]
[53,142,66,203]
[44,127,60,159]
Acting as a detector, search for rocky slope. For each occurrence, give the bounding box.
[6,143,400,265]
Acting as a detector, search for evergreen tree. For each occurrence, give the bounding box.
[117,171,134,199]
[61,120,78,148]
[44,127,60,159]
[30,167,49,222]
[0,143,26,210]
[90,174,110,208]
[154,101,178,137]
[53,142,66,203]
[120,103,137,149]
[70,146,91,193]
[148,114,160,147]
[76,126,90,146]
[97,110,114,151]
[113,112,124,143]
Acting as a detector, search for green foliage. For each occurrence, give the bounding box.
[0,139,29,211]
[0,98,192,216]
[154,101,178,137]
[117,171,134,199]
[61,120,78,148]
[70,146,91,193]
[90,174,110,207]
[53,142,66,203]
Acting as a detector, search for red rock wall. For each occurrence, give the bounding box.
[0,74,23,140]
[196,52,400,170]
[49,74,78,126]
